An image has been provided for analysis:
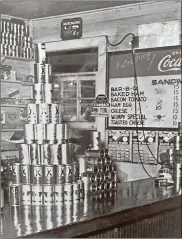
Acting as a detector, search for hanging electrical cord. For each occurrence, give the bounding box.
[106,33,135,47]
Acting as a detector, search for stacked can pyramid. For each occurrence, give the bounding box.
[9,43,84,206]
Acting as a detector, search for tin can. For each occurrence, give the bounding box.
[65,164,73,183]
[19,144,30,164]
[10,206,20,227]
[35,43,46,64]
[82,173,91,195]
[47,123,56,143]
[73,182,80,200]
[27,103,38,124]
[41,144,52,164]
[39,103,51,124]
[11,163,20,183]
[101,165,108,173]
[51,104,59,123]
[20,164,31,184]
[77,177,84,199]
[32,205,43,222]
[111,181,117,190]
[90,131,100,150]
[61,143,70,164]
[45,64,52,83]
[56,165,65,184]
[43,185,54,205]
[86,164,99,174]
[90,183,97,194]
[34,83,45,104]
[31,185,43,205]
[25,124,35,144]
[32,165,43,184]
[103,172,110,182]
[52,143,62,165]
[97,183,105,193]
[54,184,64,204]
[43,206,54,229]
[104,157,112,165]
[73,162,79,182]
[96,172,104,183]
[107,164,115,172]
[56,124,65,144]
[90,174,96,183]
[35,124,47,144]
[85,149,104,158]
[77,155,87,176]
[64,183,73,202]
[9,184,20,206]
[87,157,103,166]
[34,63,46,83]
[21,206,33,234]
[105,182,111,192]
[21,184,32,205]
[45,84,53,104]
[43,165,55,184]
[30,144,41,165]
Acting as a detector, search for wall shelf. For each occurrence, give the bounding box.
[1,129,23,132]
[1,80,34,86]
[1,55,35,62]
[1,104,26,108]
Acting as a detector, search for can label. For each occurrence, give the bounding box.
[19,144,30,164]
[64,184,73,201]
[20,165,30,184]
[21,184,32,205]
[47,124,56,143]
[51,104,59,123]
[73,183,80,200]
[32,165,43,184]
[10,184,20,206]
[54,185,64,204]
[35,124,46,143]
[41,144,52,164]
[35,43,46,64]
[73,163,79,182]
[30,144,41,164]
[31,185,43,205]
[25,124,34,143]
[56,165,65,184]
[56,124,65,144]
[27,104,38,124]
[39,103,51,124]
[34,63,45,83]
[45,84,53,104]
[34,83,44,103]
[43,165,55,184]
[43,185,54,205]
[65,164,73,183]
[52,144,62,165]
[61,144,69,164]
[11,164,20,183]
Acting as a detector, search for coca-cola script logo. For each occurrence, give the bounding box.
[158,54,181,72]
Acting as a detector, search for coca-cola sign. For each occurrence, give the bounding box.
[109,45,181,77]
[158,54,181,72]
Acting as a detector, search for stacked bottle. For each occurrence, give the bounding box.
[9,43,84,207]
[81,149,118,199]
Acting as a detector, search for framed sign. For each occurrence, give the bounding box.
[92,94,110,117]
[108,45,181,129]
[61,17,82,40]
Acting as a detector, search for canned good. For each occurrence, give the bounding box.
[77,177,84,199]
[32,205,43,222]
[47,124,56,143]
[56,165,65,184]
[82,173,91,195]
[43,185,54,205]
[11,163,20,183]
[90,183,97,194]
[61,144,70,164]
[25,124,35,144]
[27,104,38,124]
[87,157,103,166]
[72,182,80,200]
[104,157,112,165]
[56,124,65,144]
[86,164,100,174]
[9,184,20,206]
[64,183,73,201]
[111,181,117,190]
[90,131,100,150]
[31,185,43,205]
[77,155,87,176]
[105,182,111,192]
[35,124,47,144]
[43,165,55,184]
[34,83,44,103]
[85,149,104,158]
[41,144,52,164]
[107,164,115,172]
[96,172,104,183]
[101,165,108,173]
[90,174,96,183]
[19,144,30,164]
[51,104,59,123]
[35,43,46,64]
[21,206,33,234]
[73,162,79,182]
[10,206,20,227]
[21,184,32,205]
[54,184,64,204]
[34,63,46,83]
[65,164,73,183]
[97,183,105,193]
[39,103,51,124]
[30,144,41,165]
[52,143,62,165]
[32,165,43,184]
[20,164,31,184]
[44,84,53,104]
[103,172,110,182]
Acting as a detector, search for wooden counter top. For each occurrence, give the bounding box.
[1,178,181,238]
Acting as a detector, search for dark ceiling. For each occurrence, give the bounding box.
[0,1,144,19]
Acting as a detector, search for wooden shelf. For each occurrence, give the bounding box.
[1,104,26,108]
[1,80,34,86]
[1,129,24,132]
[1,55,35,62]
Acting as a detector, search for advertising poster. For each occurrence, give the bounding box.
[108,45,181,128]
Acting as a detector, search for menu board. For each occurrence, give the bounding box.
[108,46,181,128]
